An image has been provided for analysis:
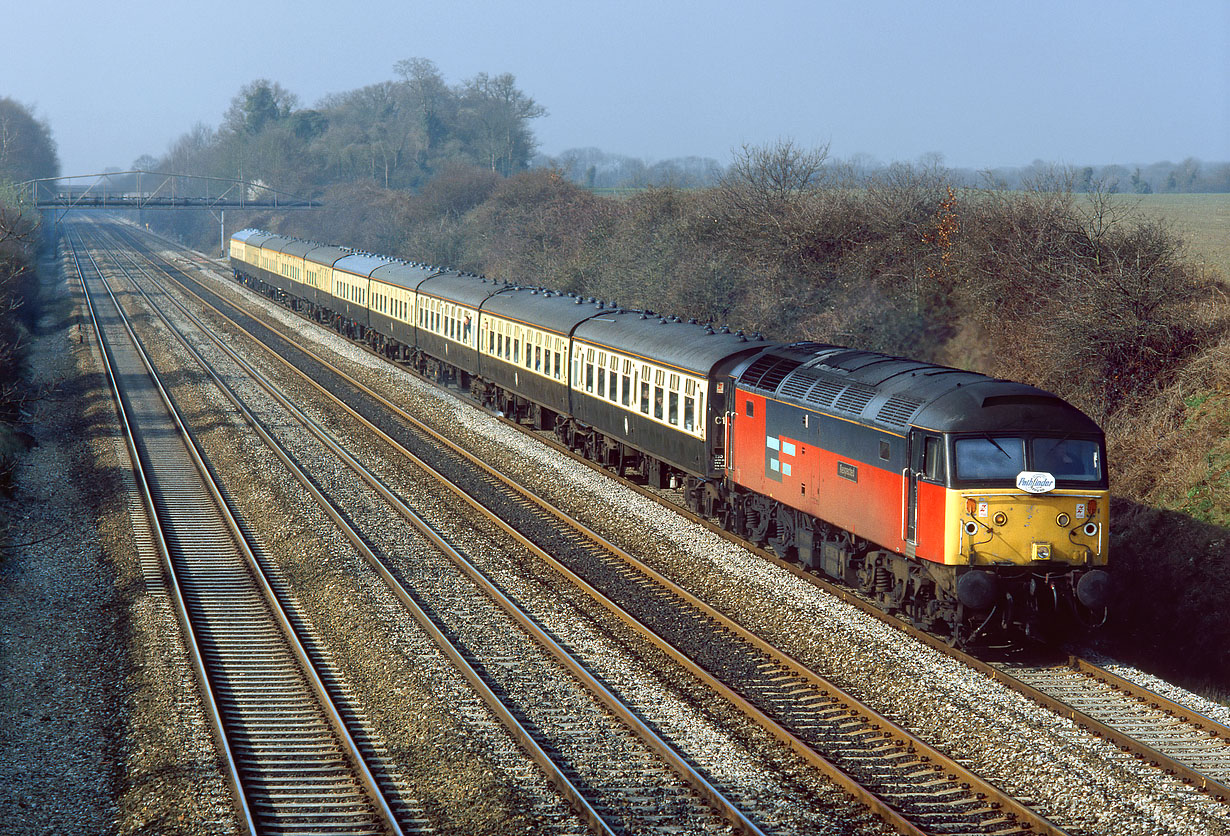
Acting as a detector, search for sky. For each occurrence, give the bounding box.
[7,0,1229,177]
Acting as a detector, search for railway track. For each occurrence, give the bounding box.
[67,227,408,835]
[80,221,758,835]
[98,221,1075,836]
[992,657,1230,802]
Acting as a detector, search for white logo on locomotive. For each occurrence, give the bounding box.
[1015,471,1057,493]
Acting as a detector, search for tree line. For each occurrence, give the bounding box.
[0,96,59,493]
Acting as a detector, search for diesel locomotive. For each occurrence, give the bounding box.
[229,228,1110,643]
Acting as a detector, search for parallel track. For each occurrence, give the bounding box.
[69,226,405,836]
[84,221,754,836]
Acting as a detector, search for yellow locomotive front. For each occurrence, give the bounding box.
[941,432,1111,639]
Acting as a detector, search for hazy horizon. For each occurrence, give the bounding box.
[7,0,1228,177]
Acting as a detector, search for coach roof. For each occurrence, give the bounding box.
[576,308,768,376]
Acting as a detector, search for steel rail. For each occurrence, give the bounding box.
[65,230,259,836]
[69,224,404,835]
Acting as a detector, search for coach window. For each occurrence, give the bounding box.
[669,391,679,425]
[640,381,650,414]
[684,395,695,431]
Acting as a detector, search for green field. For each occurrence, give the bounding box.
[1117,193,1230,281]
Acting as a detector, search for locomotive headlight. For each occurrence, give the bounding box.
[1056,512,1071,527]
[1083,522,1099,537]
[993,512,1008,527]
[963,521,979,536]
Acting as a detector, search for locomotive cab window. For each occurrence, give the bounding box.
[954,436,1024,482]
[1030,437,1103,482]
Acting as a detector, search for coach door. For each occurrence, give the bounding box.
[711,380,729,473]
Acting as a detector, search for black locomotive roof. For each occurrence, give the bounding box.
[738,343,1101,437]
[483,287,604,336]
[576,310,769,376]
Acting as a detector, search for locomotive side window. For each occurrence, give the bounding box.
[880,440,891,461]
[745,400,754,417]
[923,437,945,481]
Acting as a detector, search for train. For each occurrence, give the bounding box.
[228,227,1111,644]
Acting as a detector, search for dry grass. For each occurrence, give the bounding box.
[1098,329,1230,696]
[1115,193,1230,281]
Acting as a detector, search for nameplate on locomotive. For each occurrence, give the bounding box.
[1016,471,1056,493]
[837,461,858,482]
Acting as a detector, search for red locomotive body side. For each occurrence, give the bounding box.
[729,388,949,565]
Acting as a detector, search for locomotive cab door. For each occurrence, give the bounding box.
[906,430,944,558]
